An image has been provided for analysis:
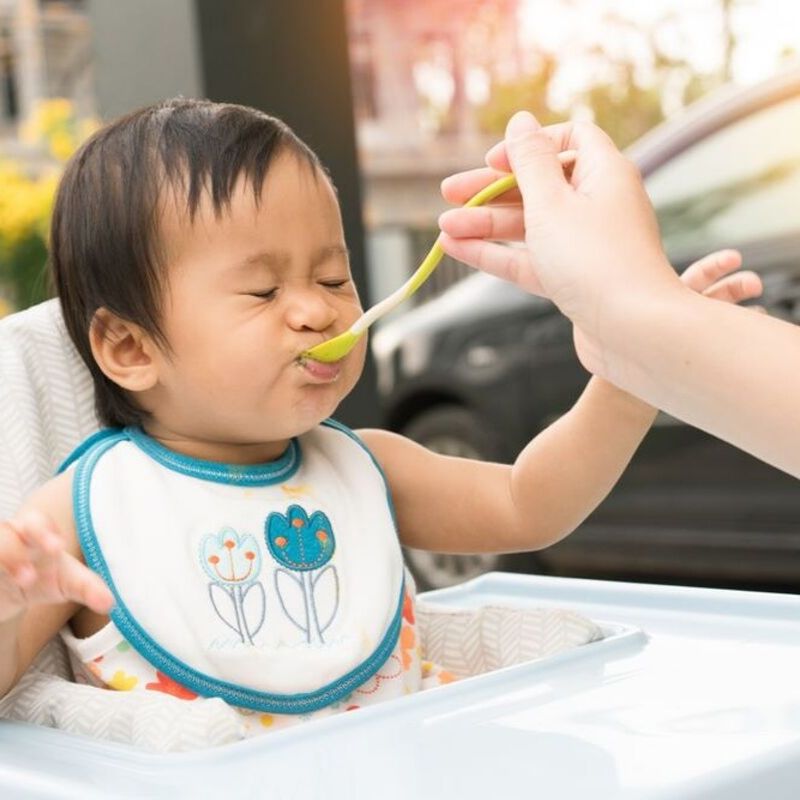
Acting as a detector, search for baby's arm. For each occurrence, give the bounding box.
[361,251,761,555]
[0,471,114,698]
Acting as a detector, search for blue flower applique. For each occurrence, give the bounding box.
[266,505,339,644]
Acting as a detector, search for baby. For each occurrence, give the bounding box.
[0,99,760,735]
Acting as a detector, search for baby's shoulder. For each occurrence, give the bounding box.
[353,428,427,480]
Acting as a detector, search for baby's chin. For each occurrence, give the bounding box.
[271,401,346,441]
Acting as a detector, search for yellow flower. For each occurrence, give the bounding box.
[0,163,57,249]
[48,130,75,162]
[0,100,100,310]
[79,117,101,142]
[19,98,95,164]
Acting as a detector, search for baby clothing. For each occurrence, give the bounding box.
[60,572,453,737]
[59,421,455,735]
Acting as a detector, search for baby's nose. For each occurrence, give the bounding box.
[285,289,338,332]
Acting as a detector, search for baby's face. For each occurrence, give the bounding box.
[145,152,366,457]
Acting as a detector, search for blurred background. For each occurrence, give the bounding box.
[1,0,799,592]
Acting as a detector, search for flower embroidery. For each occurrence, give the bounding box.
[402,590,415,625]
[355,654,403,696]
[108,670,138,691]
[400,624,416,671]
[201,527,262,585]
[266,505,339,644]
[146,670,198,700]
[266,504,335,571]
[399,590,417,671]
[200,527,266,645]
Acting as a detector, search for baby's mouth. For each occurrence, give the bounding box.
[296,355,342,382]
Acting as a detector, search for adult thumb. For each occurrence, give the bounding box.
[505,111,567,209]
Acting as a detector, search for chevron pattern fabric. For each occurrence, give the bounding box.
[416,603,602,678]
[0,300,604,752]
[0,300,100,685]
[0,299,99,519]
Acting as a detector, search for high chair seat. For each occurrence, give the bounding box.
[0,300,602,751]
[0,299,99,513]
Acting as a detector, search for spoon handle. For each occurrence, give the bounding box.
[352,173,519,335]
[302,151,576,362]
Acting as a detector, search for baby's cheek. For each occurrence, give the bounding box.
[348,339,368,382]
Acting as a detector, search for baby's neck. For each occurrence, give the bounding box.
[139,424,292,466]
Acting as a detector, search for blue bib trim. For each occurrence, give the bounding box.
[124,426,301,487]
[59,426,301,487]
[321,418,399,530]
[71,428,405,714]
[57,427,118,475]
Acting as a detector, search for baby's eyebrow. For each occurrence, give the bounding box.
[234,251,290,271]
[231,244,349,272]
[312,244,350,267]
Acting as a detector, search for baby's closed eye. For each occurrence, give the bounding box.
[319,279,350,290]
[247,288,278,300]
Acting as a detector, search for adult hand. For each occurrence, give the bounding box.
[440,112,800,481]
[438,111,684,355]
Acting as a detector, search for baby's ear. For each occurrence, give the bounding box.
[89,308,160,393]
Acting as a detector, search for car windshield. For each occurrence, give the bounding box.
[646,94,800,264]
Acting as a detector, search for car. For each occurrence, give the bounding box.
[372,66,800,590]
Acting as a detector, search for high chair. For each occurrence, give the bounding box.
[5,301,797,799]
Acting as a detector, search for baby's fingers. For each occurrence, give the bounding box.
[56,555,115,615]
[704,270,763,305]
[0,513,60,583]
[679,249,743,293]
[10,510,63,557]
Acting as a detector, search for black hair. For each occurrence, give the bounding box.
[50,97,321,427]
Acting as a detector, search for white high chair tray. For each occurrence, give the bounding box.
[2,572,799,799]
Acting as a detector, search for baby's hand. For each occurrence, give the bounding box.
[678,249,762,305]
[0,510,114,623]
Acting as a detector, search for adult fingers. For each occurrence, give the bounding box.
[488,118,617,183]
[441,168,522,206]
[486,121,579,171]
[502,114,628,224]
[439,206,525,242]
[438,234,545,296]
[441,152,577,208]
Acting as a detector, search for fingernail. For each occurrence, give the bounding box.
[506,111,539,140]
[438,210,456,229]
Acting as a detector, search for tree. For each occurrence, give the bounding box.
[475,54,563,134]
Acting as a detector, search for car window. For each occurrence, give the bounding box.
[646,94,800,264]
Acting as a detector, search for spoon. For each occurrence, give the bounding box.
[301,150,577,364]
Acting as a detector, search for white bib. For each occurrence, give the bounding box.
[67,420,405,713]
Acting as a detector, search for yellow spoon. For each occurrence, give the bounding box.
[302,152,576,364]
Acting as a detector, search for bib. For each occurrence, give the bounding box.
[66,420,405,713]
